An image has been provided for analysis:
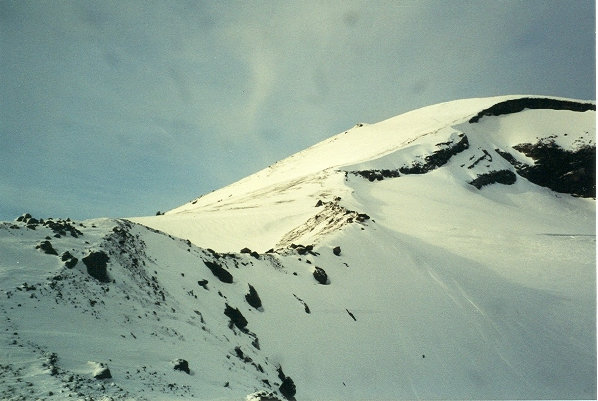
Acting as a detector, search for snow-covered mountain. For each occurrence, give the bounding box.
[1,95,595,400]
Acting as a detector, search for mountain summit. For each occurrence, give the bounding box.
[135,95,595,252]
[1,96,595,400]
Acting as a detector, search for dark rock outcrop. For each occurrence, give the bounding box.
[248,391,282,401]
[92,363,112,380]
[469,170,517,189]
[172,359,190,374]
[400,134,470,174]
[82,251,110,283]
[332,246,341,256]
[350,169,401,181]
[203,260,233,283]
[469,97,595,123]
[36,240,58,255]
[224,303,248,330]
[61,251,78,269]
[197,279,209,290]
[245,284,263,310]
[313,267,329,285]
[277,367,297,400]
[497,141,596,198]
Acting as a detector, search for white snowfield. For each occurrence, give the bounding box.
[1,95,595,400]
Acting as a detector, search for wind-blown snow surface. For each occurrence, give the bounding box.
[1,95,595,400]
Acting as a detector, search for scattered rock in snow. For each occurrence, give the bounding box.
[293,294,311,314]
[240,247,261,259]
[61,251,78,269]
[346,309,357,321]
[469,170,517,189]
[203,260,233,283]
[277,367,297,400]
[197,279,209,290]
[350,169,401,181]
[36,240,58,255]
[332,246,341,256]
[245,284,263,310]
[224,303,248,330]
[355,213,370,222]
[172,358,190,374]
[246,390,283,401]
[89,362,112,380]
[82,251,111,283]
[313,267,329,285]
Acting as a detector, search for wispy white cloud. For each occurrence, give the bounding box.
[1,0,594,219]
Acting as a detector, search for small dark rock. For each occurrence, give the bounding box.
[249,390,282,401]
[245,284,263,310]
[172,358,190,374]
[240,247,252,254]
[277,367,297,400]
[204,260,233,283]
[197,279,209,289]
[356,213,370,222]
[224,303,248,330]
[295,246,307,255]
[332,246,341,256]
[61,251,78,268]
[313,267,329,285]
[37,240,58,255]
[346,309,357,321]
[61,258,80,276]
[92,363,112,380]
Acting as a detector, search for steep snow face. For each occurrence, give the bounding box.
[132,95,595,253]
[1,96,595,400]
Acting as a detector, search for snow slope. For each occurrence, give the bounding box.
[1,95,595,400]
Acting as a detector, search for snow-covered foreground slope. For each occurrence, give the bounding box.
[1,96,595,400]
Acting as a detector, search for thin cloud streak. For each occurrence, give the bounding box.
[1,1,594,220]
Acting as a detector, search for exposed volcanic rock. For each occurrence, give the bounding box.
[496,140,596,197]
[400,134,469,174]
[204,260,234,283]
[82,251,110,283]
[469,97,595,123]
[469,170,517,189]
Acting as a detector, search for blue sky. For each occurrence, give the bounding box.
[1,0,595,220]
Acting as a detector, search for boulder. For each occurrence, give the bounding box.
[37,240,58,255]
[90,362,111,380]
[245,284,263,310]
[204,260,233,283]
[82,251,110,283]
[277,367,297,400]
[224,303,248,330]
[172,358,190,374]
[313,267,329,285]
